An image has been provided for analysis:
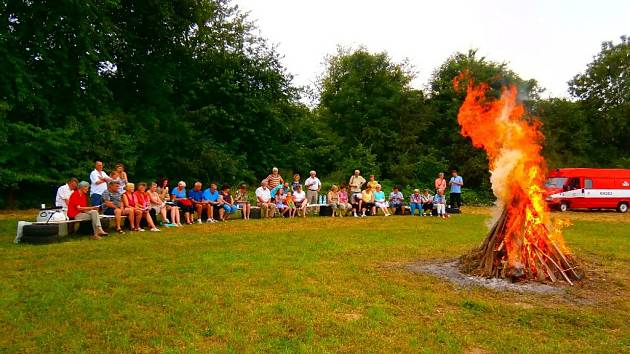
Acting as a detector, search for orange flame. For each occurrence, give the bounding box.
[455,73,571,278]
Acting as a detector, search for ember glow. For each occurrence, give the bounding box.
[455,75,580,283]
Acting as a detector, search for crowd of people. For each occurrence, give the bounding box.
[54,161,464,240]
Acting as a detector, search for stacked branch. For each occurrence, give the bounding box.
[459,206,583,284]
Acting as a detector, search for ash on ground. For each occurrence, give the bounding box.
[406,260,565,295]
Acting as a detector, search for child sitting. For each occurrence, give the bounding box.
[285,191,296,217]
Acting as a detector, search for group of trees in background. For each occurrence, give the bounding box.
[1,0,628,208]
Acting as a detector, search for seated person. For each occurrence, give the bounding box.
[189,181,207,224]
[202,183,222,223]
[420,189,434,216]
[102,181,137,233]
[220,184,238,221]
[133,182,160,232]
[285,191,296,217]
[373,184,391,216]
[56,177,78,210]
[171,181,194,224]
[234,184,251,220]
[149,182,180,226]
[255,180,276,218]
[275,187,290,217]
[271,182,290,202]
[389,186,405,215]
[338,184,352,216]
[67,181,108,240]
[293,184,308,218]
[409,189,423,216]
[327,185,341,217]
[360,185,375,217]
[351,189,362,217]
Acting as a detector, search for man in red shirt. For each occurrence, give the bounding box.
[68,181,108,240]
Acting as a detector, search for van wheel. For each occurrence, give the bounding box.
[560,202,569,212]
[618,203,629,213]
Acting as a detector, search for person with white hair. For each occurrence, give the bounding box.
[67,181,108,240]
[171,181,194,224]
[265,167,284,189]
[255,180,276,218]
[304,170,321,205]
[373,184,391,216]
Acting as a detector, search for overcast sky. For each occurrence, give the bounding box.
[235,0,629,98]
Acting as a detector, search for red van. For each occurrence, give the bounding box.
[545,168,630,213]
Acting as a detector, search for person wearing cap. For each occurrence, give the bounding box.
[171,181,194,224]
[304,170,321,205]
[102,181,136,233]
[409,189,423,216]
[265,167,284,189]
[421,189,434,216]
[348,170,366,204]
[389,186,405,215]
[67,181,108,240]
[55,177,78,210]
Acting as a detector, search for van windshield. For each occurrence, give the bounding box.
[545,177,567,188]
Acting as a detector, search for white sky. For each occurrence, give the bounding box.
[235,0,629,98]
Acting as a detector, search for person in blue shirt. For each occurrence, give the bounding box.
[202,183,222,223]
[189,181,207,224]
[449,169,464,209]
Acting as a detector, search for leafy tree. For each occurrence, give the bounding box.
[568,36,630,166]
[317,47,430,183]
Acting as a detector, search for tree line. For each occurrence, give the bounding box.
[1,0,628,208]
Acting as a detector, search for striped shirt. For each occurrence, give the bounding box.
[265,174,284,189]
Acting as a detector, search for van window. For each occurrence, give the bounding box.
[568,177,580,191]
[545,177,567,189]
[584,179,593,189]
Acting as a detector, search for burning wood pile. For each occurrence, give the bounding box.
[454,75,582,284]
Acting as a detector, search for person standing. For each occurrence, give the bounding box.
[304,170,321,205]
[55,177,78,210]
[265,167,284,189]
[89,160,112,207]
[449,169,464,209]
[349,170,366,204]
[434,172,447,195]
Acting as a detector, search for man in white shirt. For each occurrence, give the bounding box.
[255,180,276,218]
[304,170,321,205]
[89,160,112,207]
[55,177,78,210]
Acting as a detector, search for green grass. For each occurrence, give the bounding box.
[0,210,628,353]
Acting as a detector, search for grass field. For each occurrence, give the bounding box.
[0,208,628,353]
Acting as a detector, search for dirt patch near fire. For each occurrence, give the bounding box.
[406,259,567,295]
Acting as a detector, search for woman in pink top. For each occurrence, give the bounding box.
[434,172,447,194]
[338,184,352,216]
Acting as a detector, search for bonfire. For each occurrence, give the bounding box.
[454,75,582,284]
